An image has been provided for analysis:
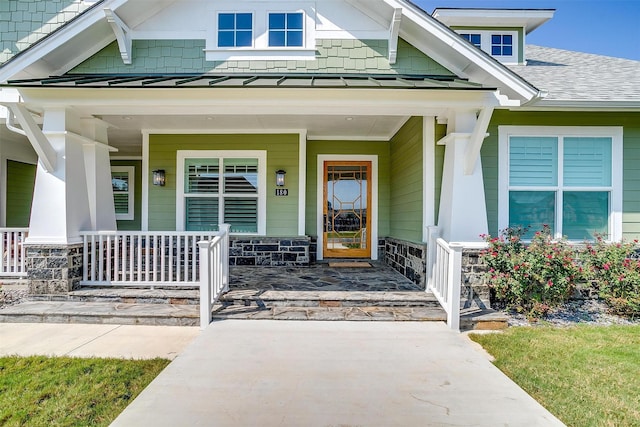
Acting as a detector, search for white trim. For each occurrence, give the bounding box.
[141,128,308,135]
[316,154,379,261]
[176,150,267,235]
[298,131,307,236]
[498,125,623,241]
[141,131,149,231]
[205,1,316,62]
[111,166,135,220]
[423,116,435,241]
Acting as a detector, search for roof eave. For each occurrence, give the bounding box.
[389,0,540,103]
[514,99,640,112]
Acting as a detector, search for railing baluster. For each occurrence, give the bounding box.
[176,236,182,282]
[73,230,229,290]
[168,235,174,282]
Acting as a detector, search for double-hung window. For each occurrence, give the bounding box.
[178,151,266,234]
[268,12,303,47]
[499,127,623,241]
[111,166,134,220]
[460,33,481,48]
[217,13,252,47]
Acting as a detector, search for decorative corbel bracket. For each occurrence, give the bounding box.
[3,103,57,172]
[104,8,132,64]
[388,8,402,64]
[463,107,494,175]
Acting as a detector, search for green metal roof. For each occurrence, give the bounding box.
[4,73,492,90]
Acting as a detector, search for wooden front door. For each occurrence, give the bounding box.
[323,161,371,258]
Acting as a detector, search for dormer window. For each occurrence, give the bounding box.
[454,30,519,63]
[268,13,304,47]
[460,33,481,48]
[491,34,513,56]
[217,13,253,48]
[206,2,315,61]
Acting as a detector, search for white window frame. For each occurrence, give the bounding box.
[176,150,267,235]
[455,30,519,64]
[216,12,254,48]
[206,1,316,61]
[111,166,135,221]
[267,11,304,48]
[498,126,623,241]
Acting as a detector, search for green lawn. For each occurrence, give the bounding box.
[0,356,169,426]
[470,326,640,427]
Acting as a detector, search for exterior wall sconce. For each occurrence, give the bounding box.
[275,169,286,187]
[152,169,166,186]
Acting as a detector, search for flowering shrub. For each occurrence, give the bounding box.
[580,236,640,318]
[481,225,579,318]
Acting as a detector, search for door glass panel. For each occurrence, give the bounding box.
[324,163,369,256]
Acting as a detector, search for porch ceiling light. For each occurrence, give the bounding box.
[275,169,286,187]
[152,169,166,186]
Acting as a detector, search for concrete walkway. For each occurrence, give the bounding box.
[112,321,564,427]
[0,323,200,360]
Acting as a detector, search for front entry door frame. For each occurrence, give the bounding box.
[317,155,378,261]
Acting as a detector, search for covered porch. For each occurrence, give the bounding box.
[1,73,505,329]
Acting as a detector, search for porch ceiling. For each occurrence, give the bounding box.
[105,114,410,157]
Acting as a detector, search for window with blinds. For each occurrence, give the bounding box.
[183,157,259,233]
[508,136,613,240]
[111,166,134,220]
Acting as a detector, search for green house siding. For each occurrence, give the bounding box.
[149,134,300,236]
[0,0,93,64]
[305,141,391,238]
[434,123,447,226]
[482,111,640,239]
[111,160,142,231]
[389,117,423,242]
[70,39,453,75]
[5,160,36,227]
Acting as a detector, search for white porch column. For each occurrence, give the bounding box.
[82,118,117,231]
[27,108,92,244]
[437,111,489,242]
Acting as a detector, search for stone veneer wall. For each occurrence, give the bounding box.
[383,238,427,288]
[460,249,491,310]
[25,244,83,294]
[229,237,310,266]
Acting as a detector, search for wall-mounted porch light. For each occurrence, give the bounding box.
[152,169,166,186]
[275,169,286,187]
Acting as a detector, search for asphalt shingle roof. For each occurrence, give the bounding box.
[509,45,640,102]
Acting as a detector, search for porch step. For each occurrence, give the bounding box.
[219,289,441,308]
[31,287,199,305]
[0,300,199,326]
[212,305,447,322]
[212,289,446,321]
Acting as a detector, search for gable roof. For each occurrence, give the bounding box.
[0,0,99,66]
[509,45,640,109]
[0,0,539,105]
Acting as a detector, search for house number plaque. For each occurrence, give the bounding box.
[275,188,289,196]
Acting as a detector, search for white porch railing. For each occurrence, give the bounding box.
[81,230,227,287]
[426,226,462,331]
[0,228,28,277]
[198,224,230,329]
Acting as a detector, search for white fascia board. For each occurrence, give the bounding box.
[16,87,504,116]
[0,0,130,82]
[432,9,555,34]
[517,99,640,112]
[382,0,539,103]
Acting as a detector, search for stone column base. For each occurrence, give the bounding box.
[25,243,84,294]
